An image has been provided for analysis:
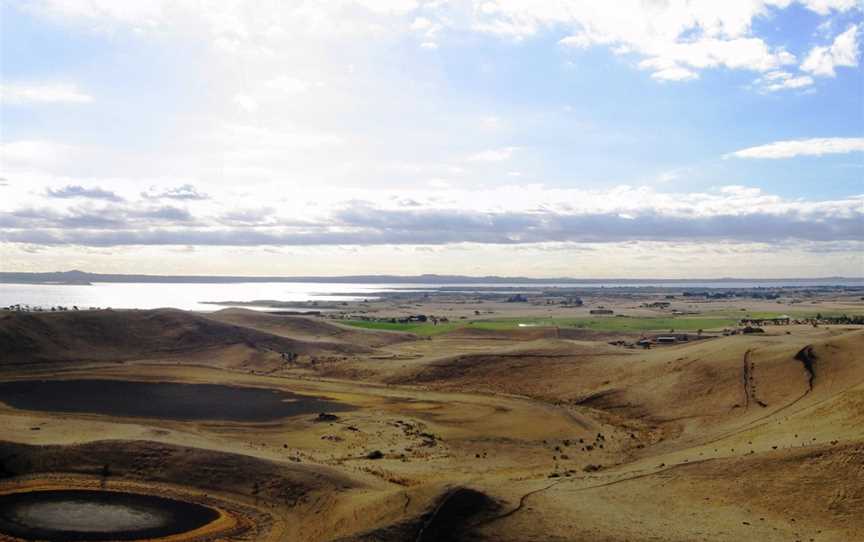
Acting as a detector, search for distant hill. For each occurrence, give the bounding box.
[1,270,861,285]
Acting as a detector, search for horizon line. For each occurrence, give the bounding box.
[2,270,862,283]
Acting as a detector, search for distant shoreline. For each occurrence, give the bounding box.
[1,270,862,286]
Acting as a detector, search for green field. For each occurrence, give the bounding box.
[342,307,863,336]
[340,320,461,336]
[701,310,789,318]
[469,316,739,332]
[342,315,741,335]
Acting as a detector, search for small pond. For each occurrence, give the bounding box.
[0,489,219,541]
[0,379,353,421]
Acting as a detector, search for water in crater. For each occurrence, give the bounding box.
[0,379,353,422]
[0,490,220,541]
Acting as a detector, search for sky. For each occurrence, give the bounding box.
[0,0,862,278]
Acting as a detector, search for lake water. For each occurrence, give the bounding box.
[0,282,414,311]
[0,279,859,311]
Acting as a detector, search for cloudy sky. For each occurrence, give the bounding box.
[1,1,862,278]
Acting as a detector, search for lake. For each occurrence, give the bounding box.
[0,279,859,311]
[0,282,414,311]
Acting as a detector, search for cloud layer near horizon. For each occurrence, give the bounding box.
[2,183,861,247]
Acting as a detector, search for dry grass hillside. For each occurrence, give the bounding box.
[390,328,864,446]
[205,308,416,348]
[0,309,369,368]
[0,307,861,541]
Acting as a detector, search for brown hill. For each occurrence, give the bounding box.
[0,309,370,367]
[392,328,864,446]
[205,308,416,348]
[388,338,622,392]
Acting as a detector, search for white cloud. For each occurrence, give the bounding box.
[726,137,864,159]
[25,0,165,25]
[232,94,259,113]
[799,0,860,15]
[352,0,418,15]
[264,76,312,95]
[468,146,518,162]
[23,0,862,90]
[476,1,862,83]
[0,82,93,105]
[650,66,699,82]
[558,35,592,49]
[801,24,860,77]
[635,37,797,77]
[489,1,814,81]
[411,17,433,31]
[411,12,442,46]
[756,70,815,91]
[29,2,859,72]
[719,185,765,197]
